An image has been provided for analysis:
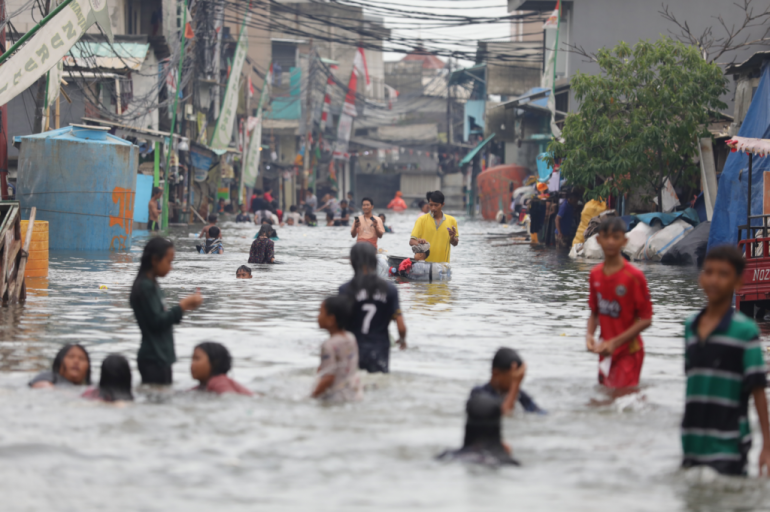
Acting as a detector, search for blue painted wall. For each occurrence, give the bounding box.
[133,174,154,224]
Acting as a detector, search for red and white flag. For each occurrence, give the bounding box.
[334,47,369,160]
[543,0,560,29]
[248,76,255,98]
[184,5,195,39]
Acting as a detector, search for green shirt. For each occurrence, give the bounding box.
[682,308,767,475]
[130,275,184,366]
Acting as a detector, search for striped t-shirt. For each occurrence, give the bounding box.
[682,308,767,475]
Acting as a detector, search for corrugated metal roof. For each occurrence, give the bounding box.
[65,42,150,71]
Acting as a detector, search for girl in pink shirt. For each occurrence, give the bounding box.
[190,342,252,396]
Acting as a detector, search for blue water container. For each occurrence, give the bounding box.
[16,125,138,251]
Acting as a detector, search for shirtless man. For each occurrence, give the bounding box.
[148,187,162,231]
[351,197,385,249]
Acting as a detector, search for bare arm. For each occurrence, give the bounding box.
[395,314,407,349]
[501,363,526,416]
[586,311,599,352]
[410,237,427,245]
[754,388,770,476]
[448,226,459,246]
[311,375,335,398]
[351,217,359,238]
[555,216,562,236]
[594,318,652,357]
[375,218,385,238]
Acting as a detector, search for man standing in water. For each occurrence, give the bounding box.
[148,187,162,231]
[409,191,458,263]
[351,197,385,249]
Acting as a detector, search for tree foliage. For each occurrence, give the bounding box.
[548,37,727,210]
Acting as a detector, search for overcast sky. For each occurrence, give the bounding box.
[379,1,513,65]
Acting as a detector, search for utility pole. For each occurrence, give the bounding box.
[446,58,452,145]
[302,48,314,197]
[0,0,8,198]
[212,0,224,120]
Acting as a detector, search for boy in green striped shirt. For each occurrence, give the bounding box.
[683,246,770,476]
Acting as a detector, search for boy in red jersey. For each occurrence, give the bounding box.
[586,217,653,390]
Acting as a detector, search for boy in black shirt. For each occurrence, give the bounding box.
[471,347,544,414]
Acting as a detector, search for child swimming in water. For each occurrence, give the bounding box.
[190,342,252,395]
[200,214,219,239]
[198,226,224,254]
[311,295,362,402]
[236,265,252,279]
[249,224,275,264]
[82,355,133,402]
[29,344,92,388]
[379,213,393,233]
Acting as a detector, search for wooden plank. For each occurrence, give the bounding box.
[12,207,35,302]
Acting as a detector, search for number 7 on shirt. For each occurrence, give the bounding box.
[361,304,377,334]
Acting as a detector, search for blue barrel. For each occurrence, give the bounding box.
[17,125,138,251]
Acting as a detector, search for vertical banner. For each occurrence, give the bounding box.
[210,12,250,150]
[242,63,271,188]
[333,47,368,161]
[542,0,561,138]
[0,0,112,106]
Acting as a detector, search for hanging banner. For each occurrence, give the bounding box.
[0,0,112,106]
[333,47,368,161]
[542,0,562,138]
[242,63,271,188]
[210,12,250,150]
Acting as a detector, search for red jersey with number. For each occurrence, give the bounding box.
[588,260,653,359]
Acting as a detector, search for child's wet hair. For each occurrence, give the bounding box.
[208,226,221,239]
[195,342,232,376]
[704,245,746,276]
[208,214,218,223]
[598,216,626,235]
[322,295,353,330]
[236,265,252,276]
[492,347,522,371]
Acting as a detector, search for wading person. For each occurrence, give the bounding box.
[311,295,362,402]
[82,355,133,402]
[339,243,406,373]
[198,226,224,254]
[248,224,275,264]
[350,197,385,249]
[148,187,162,231]
[131,237,203,385]
[471,347,544,414]
[200,214,219,239]
[387,191,407,212]
[190,342,252,396]
[409,191,458,263]
[29,344,92,388]
[236,265,252,279]
[437,393,520,466]
[682,246,770,476]
[586,217,652,391]
[555,192,579,247]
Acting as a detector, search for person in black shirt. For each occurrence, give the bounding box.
[235,204,251,223]
[130,237,203,385]
[437,393,520,466]
[339,243,407,373]
[471,347,544,414]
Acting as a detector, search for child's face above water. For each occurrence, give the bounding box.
[414,252,427,261]
[190,348,211,382]
[154,248,175,277]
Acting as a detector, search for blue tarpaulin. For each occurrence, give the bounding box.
[709,62,770,249]
[636,208,700,227]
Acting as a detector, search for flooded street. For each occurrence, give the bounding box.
[0,209,768,511]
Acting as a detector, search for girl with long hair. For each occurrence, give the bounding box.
[130,237,202,385]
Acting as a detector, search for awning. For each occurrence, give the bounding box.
[498,83,571,110]
[65,42,150,71]
[459,133,496,167]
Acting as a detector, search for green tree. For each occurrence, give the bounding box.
[548,37,727,211]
